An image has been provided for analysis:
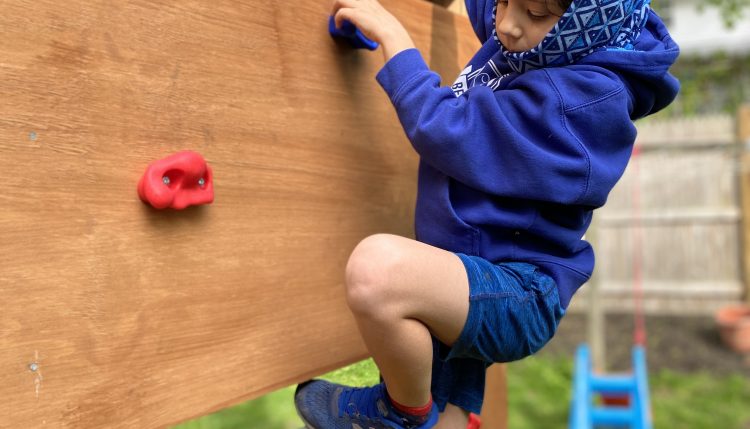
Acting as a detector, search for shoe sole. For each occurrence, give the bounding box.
[297,413,316,429]
[294,380,318,429]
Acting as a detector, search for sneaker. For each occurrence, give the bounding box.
[294,380,439,429]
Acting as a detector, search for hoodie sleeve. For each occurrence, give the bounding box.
[465,0,495,43]
[376,49,636,206]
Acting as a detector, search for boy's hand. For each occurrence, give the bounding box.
[332,0,416,61]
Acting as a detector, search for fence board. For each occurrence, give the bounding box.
[740,105,750,304]
[573,114,744,314]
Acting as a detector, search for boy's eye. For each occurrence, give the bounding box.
[528,10,550,20]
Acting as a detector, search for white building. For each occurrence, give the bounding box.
[659,0,750,55]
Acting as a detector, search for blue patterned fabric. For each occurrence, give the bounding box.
[494,0,651,73]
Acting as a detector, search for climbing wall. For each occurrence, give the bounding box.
[0,0,479,427]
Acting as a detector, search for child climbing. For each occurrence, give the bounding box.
[295,1,680,428]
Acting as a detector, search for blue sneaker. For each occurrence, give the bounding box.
[294,380,439,429]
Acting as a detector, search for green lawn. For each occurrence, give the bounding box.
[172,356,750,429]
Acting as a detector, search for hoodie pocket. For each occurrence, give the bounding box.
[415,167,481,255]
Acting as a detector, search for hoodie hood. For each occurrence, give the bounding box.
[496,0,652,73]
[466,0,680,118]
[578,10,681,118]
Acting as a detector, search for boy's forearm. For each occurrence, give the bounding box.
[381,29,417,61]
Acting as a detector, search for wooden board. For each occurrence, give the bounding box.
[739,105,750,303]
[480,365,507,429]
[0,1,480,427]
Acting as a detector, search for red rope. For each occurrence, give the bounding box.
[631,145,647,347]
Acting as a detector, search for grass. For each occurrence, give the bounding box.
[172,356,750,429]
[650,370,750,428]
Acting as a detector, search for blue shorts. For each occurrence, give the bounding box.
[430,253,565,414]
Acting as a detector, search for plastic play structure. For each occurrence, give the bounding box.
[569,345,652,429]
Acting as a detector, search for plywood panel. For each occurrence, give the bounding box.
[480,364,507,429]
[0,1,481,427]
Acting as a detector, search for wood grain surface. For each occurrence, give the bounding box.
[0,0,480,427]
[738,105,750,304]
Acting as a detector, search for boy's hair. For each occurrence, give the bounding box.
[549,0,574,15]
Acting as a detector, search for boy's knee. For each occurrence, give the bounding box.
[345,234,404,317]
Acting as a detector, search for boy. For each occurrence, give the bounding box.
[296,1,680,428]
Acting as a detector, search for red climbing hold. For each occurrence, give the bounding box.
[138,151,214,210]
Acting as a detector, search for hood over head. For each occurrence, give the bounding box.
[466,0,680,118]
[495,0,652,73]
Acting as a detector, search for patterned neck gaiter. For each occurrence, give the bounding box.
[494,0,651,73]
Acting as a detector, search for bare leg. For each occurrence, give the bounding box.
[345,234,471,409]
[435,404,470,429]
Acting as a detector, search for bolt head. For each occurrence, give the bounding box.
[198,178,205,187]
[162,176,171,185]
[29,363,39,372]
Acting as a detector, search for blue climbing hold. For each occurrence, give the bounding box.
[328,16,379,51]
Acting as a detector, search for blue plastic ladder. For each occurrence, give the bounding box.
[569,344,652,429]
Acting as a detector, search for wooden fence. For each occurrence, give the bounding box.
[571,110,750,314]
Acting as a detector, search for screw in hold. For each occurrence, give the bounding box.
[163,176,171,186]
[198,178,205,187]
[29,363,39,372]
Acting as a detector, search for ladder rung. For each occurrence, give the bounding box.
[590,375,635,393]
[591,407,636,426]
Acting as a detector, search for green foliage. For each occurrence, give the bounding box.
[652,0,750,29]
[647,1,750,118]
[660,52,750,117]
[700,0,750,29]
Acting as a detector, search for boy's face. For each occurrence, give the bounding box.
[496,0,565,52]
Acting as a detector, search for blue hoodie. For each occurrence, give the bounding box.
[374,1,680,308]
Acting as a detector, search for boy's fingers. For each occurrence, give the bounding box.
[334,8,357,30]
[331,0,359,16]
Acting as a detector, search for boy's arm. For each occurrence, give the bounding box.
[376,50,635,207]
[331,1,634,206]
[331,0,416,62]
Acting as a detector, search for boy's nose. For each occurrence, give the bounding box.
[497,14,523,40]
